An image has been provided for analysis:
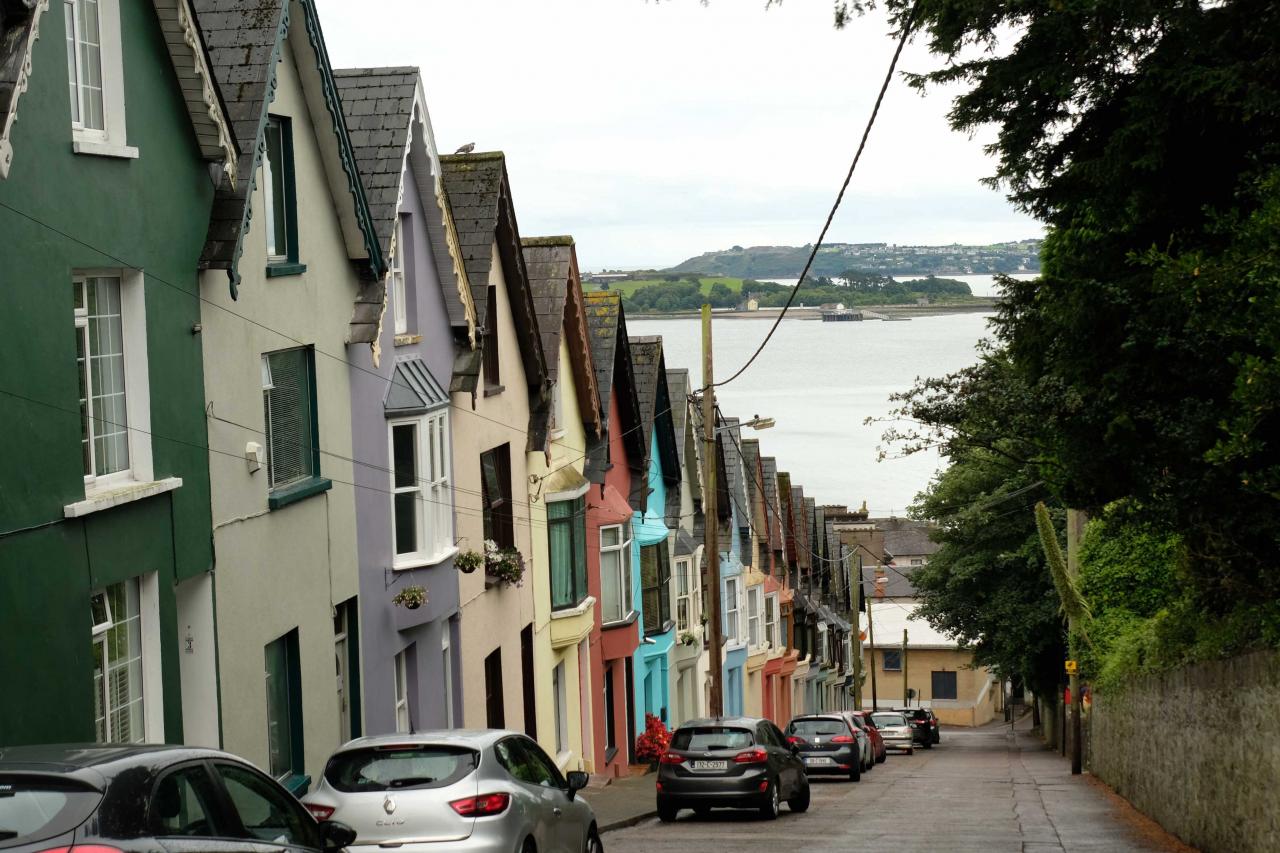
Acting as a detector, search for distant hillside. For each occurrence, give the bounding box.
[664,240,1041,278]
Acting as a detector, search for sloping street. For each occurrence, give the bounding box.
[603,720,1191,853]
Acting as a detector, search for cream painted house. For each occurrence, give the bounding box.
[193,0,385,789]
[522,237,603,771]
[440,152,550,736]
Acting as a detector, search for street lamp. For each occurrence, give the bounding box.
[713,413,775,435]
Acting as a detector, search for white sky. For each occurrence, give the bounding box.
[314,0,1042,271]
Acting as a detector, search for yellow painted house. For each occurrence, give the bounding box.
[522,237,604,773]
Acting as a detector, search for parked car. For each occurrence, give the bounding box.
[785,715,863,781]
[303,731,599,853]
[656,716,809,821]
[0,744,355,853]
[837,712,875,771]
[848,711,887,764]
[897,708,940,747]
[870,711,916,755]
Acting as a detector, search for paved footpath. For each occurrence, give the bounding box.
[602,722,1195,853]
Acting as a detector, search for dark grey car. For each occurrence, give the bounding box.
[655,717,809,822]
[0,744,354,853]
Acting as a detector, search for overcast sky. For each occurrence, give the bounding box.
[314,0,1042,271]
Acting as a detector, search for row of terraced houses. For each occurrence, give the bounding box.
[0,0,999,788]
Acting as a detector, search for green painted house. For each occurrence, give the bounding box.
[0,0,237,745]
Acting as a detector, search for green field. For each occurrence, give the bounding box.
[585,277,749,296]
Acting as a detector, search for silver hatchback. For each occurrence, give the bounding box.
[870,711,916,755]
[303,731,601,853]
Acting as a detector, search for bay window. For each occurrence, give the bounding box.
[725,576,740,642]
[764,592,778,648]
[390,411,452,567]
[640,543,671,635]
[674,557,692,632]
[747,585,762,648]
[599,524,632,624]
[549,496,587,610]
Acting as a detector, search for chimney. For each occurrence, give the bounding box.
[874,566,886,597]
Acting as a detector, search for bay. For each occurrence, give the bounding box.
[761,272,1039,298]
[628,312,997,516]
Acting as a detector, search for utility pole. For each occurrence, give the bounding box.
[702,304,724,717]
[1067,508,1086,775]
[902,629,909,708]
[865,560,878,712]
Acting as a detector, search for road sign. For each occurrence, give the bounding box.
[1065,659,1078,675]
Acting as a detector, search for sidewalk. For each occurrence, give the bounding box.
[579,771,657,833]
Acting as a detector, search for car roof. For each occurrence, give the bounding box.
[676,716,765,729]
[332,730,523,753]
[0,744,247,787]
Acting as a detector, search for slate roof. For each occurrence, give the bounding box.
[629,336,680,489]
[192,0,286,271]
[871,517,941,560]
[0,2,42,177]
[192,0,383,294]
[384,357,448,415]
[523,239,574,387]
[791,484,809,570]
[582,291,645,488]
[439,152,548,419]
[761,457,781,553]
[666,369,689,471]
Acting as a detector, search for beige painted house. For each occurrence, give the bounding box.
[439,152,550,736]
[522,236,603,772]
[194,0,385,789]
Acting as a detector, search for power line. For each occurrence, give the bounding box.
[713,2,920,389]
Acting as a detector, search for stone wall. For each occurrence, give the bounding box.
[1087,650,1280,853]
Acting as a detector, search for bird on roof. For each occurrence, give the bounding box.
[454,143,475,154]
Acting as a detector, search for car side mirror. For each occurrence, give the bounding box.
[321,820,357,851]
[565,770,589,800]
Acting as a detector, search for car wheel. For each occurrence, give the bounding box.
[657,802,679,823]
[850,759,861,782]
[585,827,603,853]
[924,739,932,749]
[876,750,886,764]
[522,839,536,853]
[693,807,711,819]
[758,778,780,821]
[788,782,811,813]
[907,746,915,756]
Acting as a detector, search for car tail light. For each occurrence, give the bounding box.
[659,752,685,765]
[831,735,855,744]
[733,748,768,764]
[305,804,335,821]
[450,793,511,817]
[786,736,804,745]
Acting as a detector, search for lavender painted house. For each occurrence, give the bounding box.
[335,67,477,734]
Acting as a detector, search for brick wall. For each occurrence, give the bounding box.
[1087,650,1280,853]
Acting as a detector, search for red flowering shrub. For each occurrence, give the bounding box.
[634,713,671,764]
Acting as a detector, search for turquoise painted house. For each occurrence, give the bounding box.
[627,337,680,732]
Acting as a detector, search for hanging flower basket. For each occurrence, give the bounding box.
[484,540,526,587]
[455,550,483,574]
[679,631,698,647]
[391,585,427,610]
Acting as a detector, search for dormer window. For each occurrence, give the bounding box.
[64,0,135,158]
[264,116,304,276]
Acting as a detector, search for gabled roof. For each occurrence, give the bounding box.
[666,369,690,471]
[2,0,238,181]
[791,484,809,570]
[761,456,782,552]
[522,236,601,439]
[192,0,384,296]
[582,291,645,489]
[439,152,549,423]
[629,336,680,488]
[333,66,476,348]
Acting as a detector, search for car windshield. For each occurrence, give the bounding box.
[0,777,101,849]
[872,713,908,728]
[324,745,478,792]
[788,718,847,738]
[670,727,754,751]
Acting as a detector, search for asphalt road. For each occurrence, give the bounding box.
[602,723,1191,853]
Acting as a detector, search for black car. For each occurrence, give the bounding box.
[656,716,809,821]
[785,715,862,781]
[898,708,940,747]
[0,744,355,853]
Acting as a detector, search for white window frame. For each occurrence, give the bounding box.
[746,585,762,649]
[65,0,135,159]
[441,627,454,728]
[391,216,408,335]
[764,592,778,649]
[674,557,692,632]
[73,271,153,497]
[393,649,410,733]
[818,624,830,665]
[724,577,740,642]
[389,411,453,569]
[91,573,162,744]
[599,524,633,625]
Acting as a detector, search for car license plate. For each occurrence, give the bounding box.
[804,756,835,766]
[691,760,727,771]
